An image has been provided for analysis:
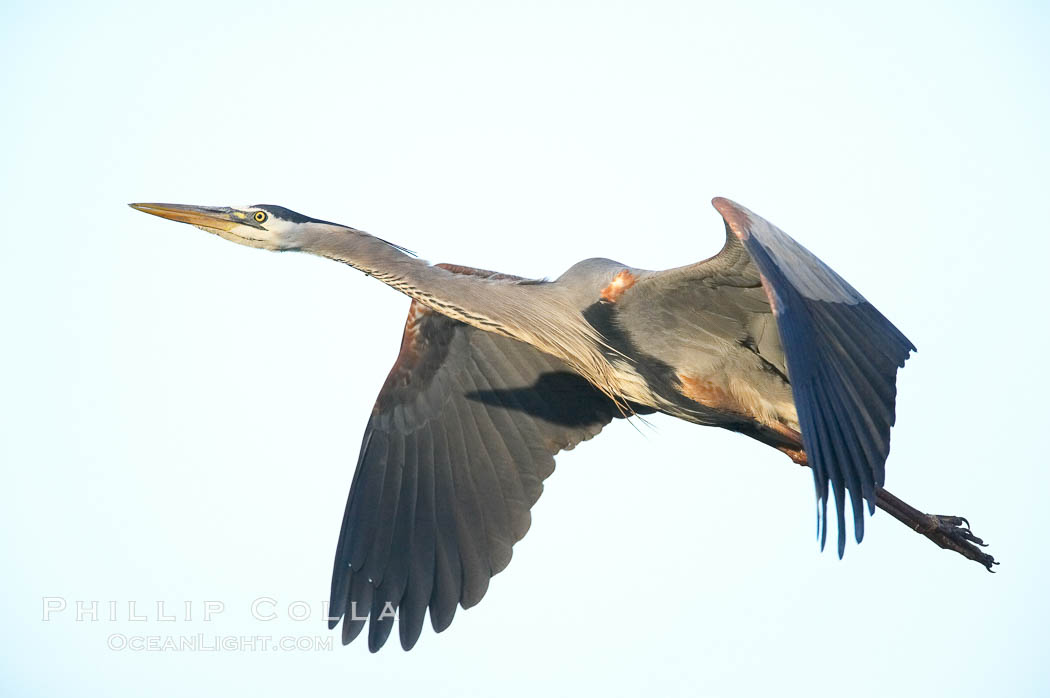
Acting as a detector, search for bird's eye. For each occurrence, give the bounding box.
[253,211,267,223]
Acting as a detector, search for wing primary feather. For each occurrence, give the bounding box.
[813,364,868,544]
[818,349,889,507]
[769,311,831,549]
[428,421,462,633]
[330,429,375,624]
[442,389,493,608]
[367,583,396,653]
[370,429,420,651]
[328,562,351,630]
[400,424,437,650]
[805,373,839,554]
[347,431,390,571]
[810,376,852,557]
[813,376,847,556]
[341,572,372,645]
[363,433,405,586]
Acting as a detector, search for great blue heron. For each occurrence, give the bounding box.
[130,197,996,652]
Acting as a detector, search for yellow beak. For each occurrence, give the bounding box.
[128,203,246,232]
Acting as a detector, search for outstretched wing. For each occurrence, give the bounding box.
[625,198,914,556]
[716,197,915,554]
[329,267,632,652]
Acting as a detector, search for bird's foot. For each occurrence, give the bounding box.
[875,489,999,571]
[918,514,999,572]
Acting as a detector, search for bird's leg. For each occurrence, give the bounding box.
[874,487,998,572]
[774,443,998,571]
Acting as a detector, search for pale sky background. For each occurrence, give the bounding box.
[2,1,1049,696]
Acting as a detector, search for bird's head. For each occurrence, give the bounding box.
[128,202,328,251]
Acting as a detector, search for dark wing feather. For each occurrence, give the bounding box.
[329,267,632,652]
[709,198,915,555]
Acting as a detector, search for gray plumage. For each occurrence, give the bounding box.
[130,195,994,654]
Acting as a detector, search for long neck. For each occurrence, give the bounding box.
[294,223,623,401]
[296,223,525,331]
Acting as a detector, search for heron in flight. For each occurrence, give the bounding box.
[131,197,996,652]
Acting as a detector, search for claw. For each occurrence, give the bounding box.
[928,514,999,572]
[933,515,971,530]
